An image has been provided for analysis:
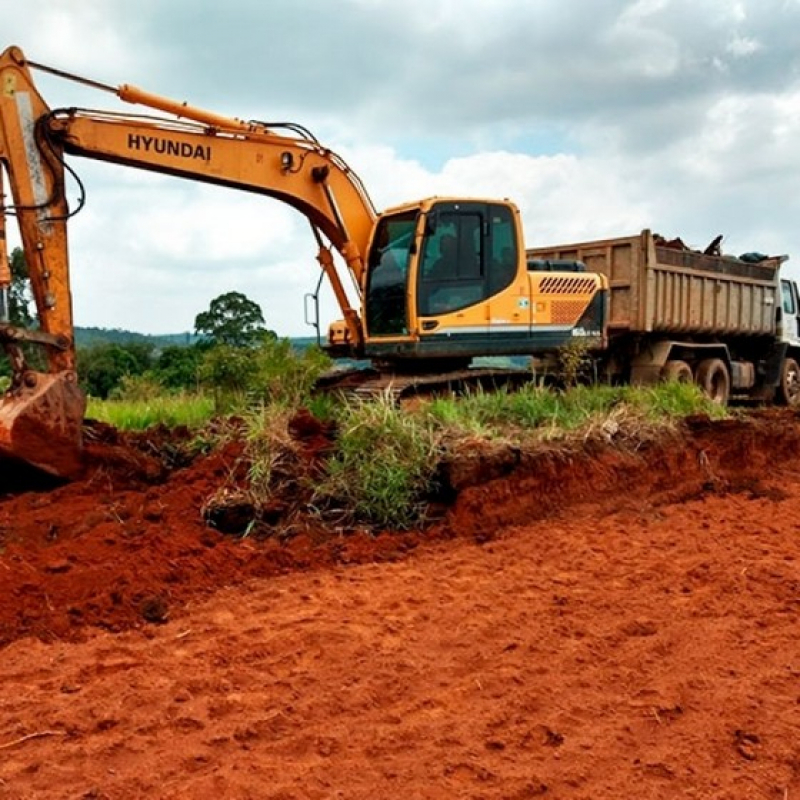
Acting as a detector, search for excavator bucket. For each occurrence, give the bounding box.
[0,371,86,479]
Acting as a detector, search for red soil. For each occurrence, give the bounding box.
[1,410,799,798]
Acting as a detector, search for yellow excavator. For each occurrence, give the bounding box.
[0,45,607,478]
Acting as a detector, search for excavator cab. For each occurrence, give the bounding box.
[363,200,522,361]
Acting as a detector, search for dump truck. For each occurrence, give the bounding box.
[528,230,800,405]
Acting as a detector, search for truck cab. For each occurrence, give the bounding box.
[777,276,800,405]
[779,277,800,345]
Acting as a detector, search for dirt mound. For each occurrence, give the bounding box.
[0,409,798,651]
[442,409,800,537]
[0,415,426,648]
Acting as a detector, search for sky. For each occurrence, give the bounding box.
[4,0,800,337]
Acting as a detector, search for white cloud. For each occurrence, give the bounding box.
[726,35,761,57]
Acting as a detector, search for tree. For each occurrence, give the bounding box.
[77,341,154,398]
[197,343,259,412]
[152,344,203,390]
[194,291,273,348]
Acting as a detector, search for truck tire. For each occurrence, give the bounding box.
[661,360,693,384]
[695,358,730,405]
[778,357,800,407]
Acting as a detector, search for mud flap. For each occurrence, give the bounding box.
[0,371,86,478]
[761,341,788,388]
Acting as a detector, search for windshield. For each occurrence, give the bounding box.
[365,211,417,336]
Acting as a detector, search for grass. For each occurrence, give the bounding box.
[313,392,441,530]
[84,378,728,531]
[425,380,725,441]
[87,391,215,430]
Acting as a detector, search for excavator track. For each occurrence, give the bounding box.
[316,366,535,403]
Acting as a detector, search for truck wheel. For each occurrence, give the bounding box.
[779,357,800,407]
[695,358,730,405]
[661,360,693,383]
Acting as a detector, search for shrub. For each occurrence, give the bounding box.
[250,339,331,408]
[315,393,440,529]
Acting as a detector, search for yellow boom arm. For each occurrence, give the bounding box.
[0,44,379,475]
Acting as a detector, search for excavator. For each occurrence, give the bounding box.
[0,45,607,478]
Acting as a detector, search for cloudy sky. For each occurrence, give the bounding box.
[5,0,800,336]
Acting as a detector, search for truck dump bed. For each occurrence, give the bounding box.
[528,230,783,337]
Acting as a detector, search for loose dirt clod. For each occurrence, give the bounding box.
[139,595,169,624]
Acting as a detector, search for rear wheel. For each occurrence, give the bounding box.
[661,359,693,384]
[778,357,800,407]
[695,358,730,405]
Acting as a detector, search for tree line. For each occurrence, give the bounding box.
[3,247,322,400]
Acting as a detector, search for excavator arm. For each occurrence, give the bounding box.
[0,44,379,477]
[0,47,85,476]
[43,107,375,344]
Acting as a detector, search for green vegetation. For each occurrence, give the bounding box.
[85,375,726,531]
[426,380,725,440]
[87,389,215,430]
[194,290,274,348]
[315,393,441,529]
[198,336,331,412]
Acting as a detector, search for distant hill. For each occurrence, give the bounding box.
[74,327,199,348]
[74,327,321,350]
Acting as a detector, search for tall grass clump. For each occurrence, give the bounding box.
[88,375,214,430]
[426,380,726,443]
[198,403,303,537]
[315,392,440,529]
[240,403,299,504]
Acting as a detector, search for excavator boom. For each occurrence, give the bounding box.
[0,47,86,477]
[0,45,378,477]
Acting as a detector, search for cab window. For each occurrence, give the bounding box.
[782,280,796,315]
[487,204,517,294]
[365,212,416,335]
